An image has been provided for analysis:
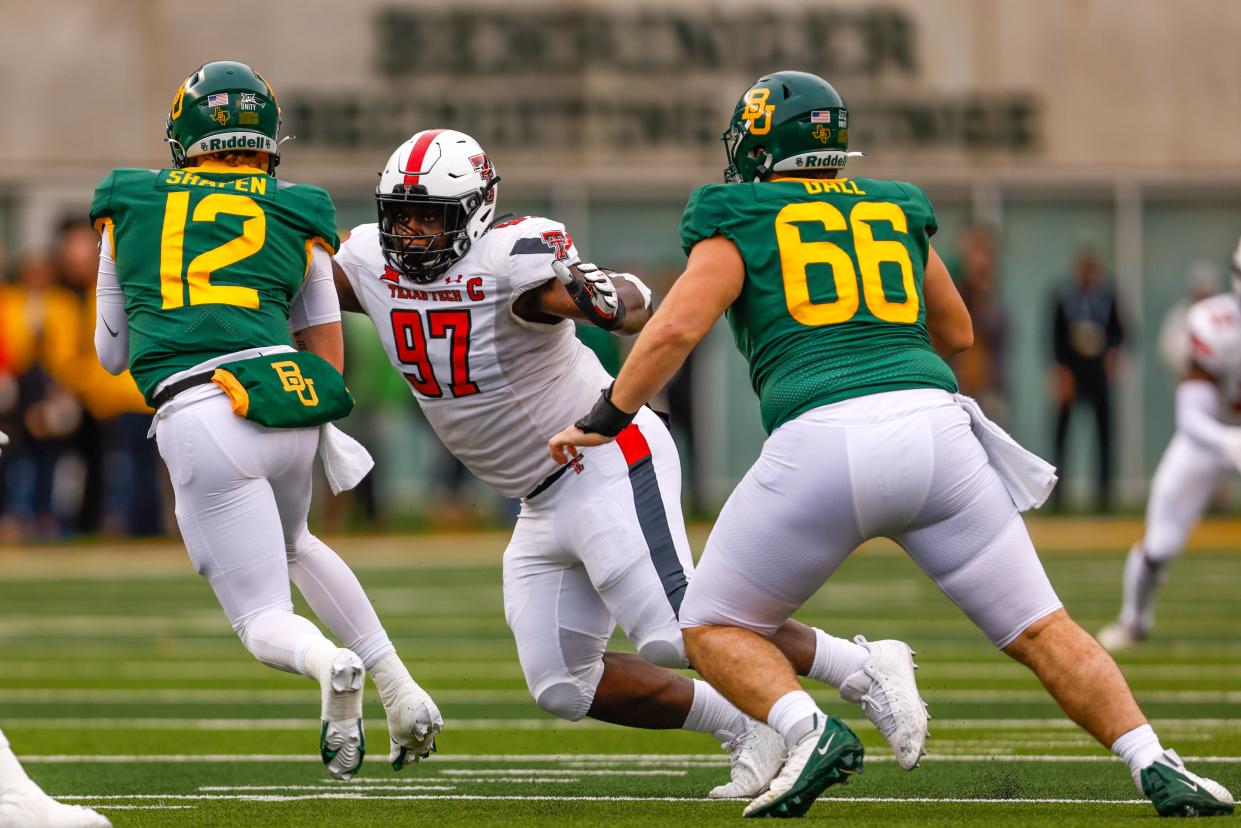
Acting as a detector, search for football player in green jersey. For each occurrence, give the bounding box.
[551,71,1234,818]
[90,61,441,779]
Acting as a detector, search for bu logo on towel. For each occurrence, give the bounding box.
[272,361,319,407]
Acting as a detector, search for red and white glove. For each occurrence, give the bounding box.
[552,260,624,330]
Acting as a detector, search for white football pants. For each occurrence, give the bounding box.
[154,387,394,673]
[681,389,1063,649]
[1141,432,1233,563]
[503,407,694,721]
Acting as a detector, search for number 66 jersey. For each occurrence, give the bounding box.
[334,217,614,498]
[681,177,958,434]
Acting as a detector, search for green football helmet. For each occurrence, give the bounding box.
[722,70,858,183]
[165,60,283,173]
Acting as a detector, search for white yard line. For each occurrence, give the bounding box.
[60,793,1153,805]
[21,752,1241,764]
[7,687,1241,706]
[9,716,1241,731]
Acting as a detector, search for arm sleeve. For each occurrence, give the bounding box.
[94,231,130,375]
[289,246,342,331]
[1175,379,1231,450]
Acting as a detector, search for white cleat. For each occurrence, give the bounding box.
[709,719,786,798]
[1096,621,1146,653]
[319,648,365,780]
[385,681,444,771]
[0,783,112,828]
[839,635,929,770]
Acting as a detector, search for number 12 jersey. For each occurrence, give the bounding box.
[90,163,339,403]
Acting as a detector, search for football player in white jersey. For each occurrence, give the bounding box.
[0,431,110,827]
[1098,241,1241,650]
[332,129,931,797]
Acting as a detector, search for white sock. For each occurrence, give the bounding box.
[370,652,417,709]
[298,636,337,681]
[682,680,748,741]
[767,689,824,750]
[301,639,363,722]
[805,628,869,688]
[0,731,34,795]
[1112,723,1165,786]
[1119,544,1168,633]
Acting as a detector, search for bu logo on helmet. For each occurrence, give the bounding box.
[211,108,231,126]
[741,87,775,136]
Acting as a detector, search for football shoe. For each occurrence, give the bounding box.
[385,681,443,771]
[742,714,863,818]
[1096,620,1147,653]
[0,784,111,827]
[318,648,365,780]
[839,636,929,770]
[709,719,786,799]
[1140,749,1234,817]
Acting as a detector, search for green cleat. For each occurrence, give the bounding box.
[1141,750,1235,818]
[743,714,864,819]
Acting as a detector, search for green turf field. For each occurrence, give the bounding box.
[1,521,1238,825]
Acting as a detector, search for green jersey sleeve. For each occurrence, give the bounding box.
[283,183,341,254]
[89,170,118,234]
[679,184,743,256]
[896,181,938,239]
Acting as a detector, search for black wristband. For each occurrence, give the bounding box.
[574,383,637,438]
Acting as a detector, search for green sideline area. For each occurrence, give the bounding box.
[0,518,1238,825]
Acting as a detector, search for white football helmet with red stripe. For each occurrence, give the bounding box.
[376,129,500,283]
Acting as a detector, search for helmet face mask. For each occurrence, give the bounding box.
[377,187,481,284]
[721,70,856,183]
[166,60,283,174]
[375,130,500,284]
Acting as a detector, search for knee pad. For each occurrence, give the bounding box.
[637,634,688,669]
[1141,530,1185,565]
[533,680,595,722]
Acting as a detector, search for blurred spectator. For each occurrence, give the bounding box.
[1157,260,1223,378]
[57,217,163,537]
[1049,243,1127,511]
[949,226,1009,426]
[0,251,81,539]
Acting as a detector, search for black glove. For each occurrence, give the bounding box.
[574,383,637,438]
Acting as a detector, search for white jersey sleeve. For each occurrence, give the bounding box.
[1186,293,1241,418]
[491,215,581,329]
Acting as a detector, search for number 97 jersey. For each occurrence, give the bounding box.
[334,217,615,498]
[680,177,958,435]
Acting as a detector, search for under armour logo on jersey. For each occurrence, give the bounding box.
[540,230,573,261]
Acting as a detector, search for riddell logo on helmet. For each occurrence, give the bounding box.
[795,152,847,168]
[200,135,272,152]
